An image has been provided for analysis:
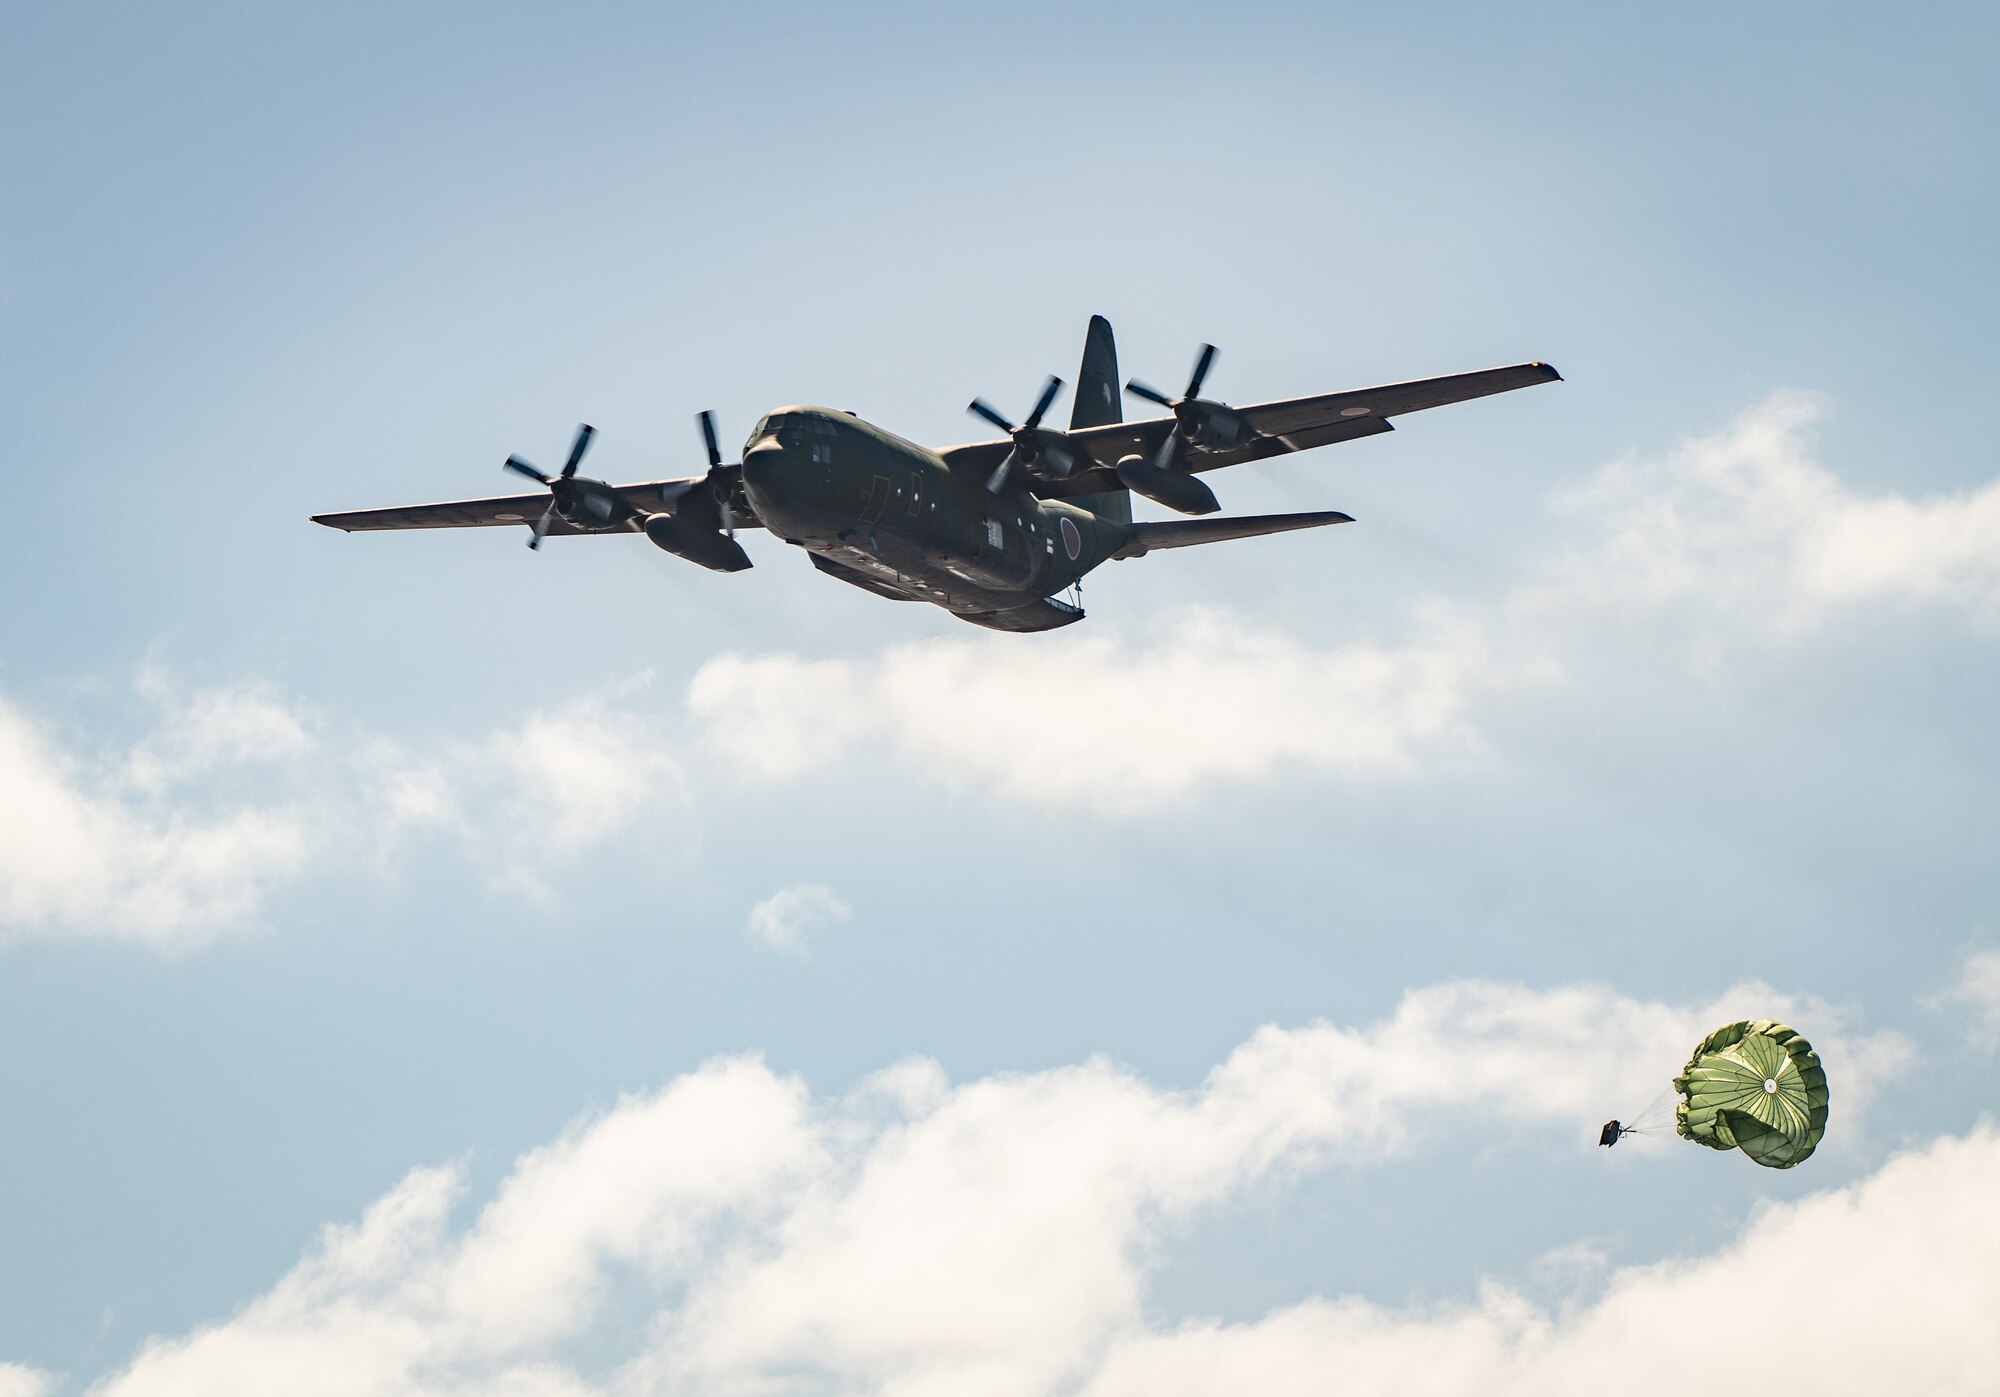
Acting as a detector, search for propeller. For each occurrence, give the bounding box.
[1126,343,1220,472]
[697,410,735,537]
[501,424,612,549]
[967,375,1078,492]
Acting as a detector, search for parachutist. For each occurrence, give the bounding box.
[1599,1120,1622,1147]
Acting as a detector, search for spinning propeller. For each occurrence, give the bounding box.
[504,423,621,549]
[1126,343,1224,473]
[967,375,1079,492]
[696,409,737,538]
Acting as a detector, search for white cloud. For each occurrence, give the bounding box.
[746,883,851,953]
[690,605,1508,812]
[0,1364,55,1397]
[93,1058,817,1397]
[0,679,684,948]
[122,672,317,792]
[1545,391,2000,629]
[1932,948,2000,1048]
[1077,1126,2000,1396]
[484,701,678,855]
[88,979,1919,1396]
[0,694,308,948]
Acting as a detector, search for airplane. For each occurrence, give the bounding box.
[311,317,1559,632]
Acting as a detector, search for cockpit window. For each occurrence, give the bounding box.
[744,413,839,453]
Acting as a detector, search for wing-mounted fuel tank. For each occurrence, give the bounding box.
[1112,455,1220,516]
[645,508,750,572]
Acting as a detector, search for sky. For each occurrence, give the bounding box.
[3,3,1999,1392]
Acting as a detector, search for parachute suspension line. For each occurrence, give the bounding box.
[1618,1086,1677,1138]
[1601,1086,1676,1147]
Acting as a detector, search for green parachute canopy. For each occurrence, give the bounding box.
[1674,1020,1828,1169]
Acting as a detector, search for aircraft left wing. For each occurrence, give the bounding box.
[938,361,1560,499]
[1221,360,1562,444]
[311,479,759,536]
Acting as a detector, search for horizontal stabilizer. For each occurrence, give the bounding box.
[1113,510,1352,559]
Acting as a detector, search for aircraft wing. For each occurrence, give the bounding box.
[1223,361,1562,442]
[939,361,1560,500]
[311,479,760,536]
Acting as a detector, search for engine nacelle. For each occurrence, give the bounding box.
[554,480,623,527]
[1182,401,1252,450]
[1115,455,1220,516]
[644,511,753,572]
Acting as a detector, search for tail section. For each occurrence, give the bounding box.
[1112,510,1352,559]
[1068,315,1131,525]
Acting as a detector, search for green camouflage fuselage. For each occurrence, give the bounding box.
[739,406,1121,632]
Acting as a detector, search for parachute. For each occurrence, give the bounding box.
[1674,1019,1828,1168]
[1600,1019,1829,1168]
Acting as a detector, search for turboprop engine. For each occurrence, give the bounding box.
[644,410,752,572]
[1120,342,1260,515]
[966,375,1083,493]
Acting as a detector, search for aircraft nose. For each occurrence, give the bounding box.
[739,442,786,492]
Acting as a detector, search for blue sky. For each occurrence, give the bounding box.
[4,4,1999,1393]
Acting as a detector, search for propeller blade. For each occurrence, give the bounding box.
[560,423,596,479]
[968,398,1015,433]
[528,501,557,550]
[1023,375,1063,432]
[720,497,736,539]
[1042,443,1076,478]
[504,456,552,485]
[986,448,1019,493]
[697,411,722,469]
[1155,429,1182,473]
[1126,378,1175,408]
[1185,344,1217,399]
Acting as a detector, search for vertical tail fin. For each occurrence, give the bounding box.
[1068,314,1131,525]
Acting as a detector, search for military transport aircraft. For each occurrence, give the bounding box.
[312,318,1559,632]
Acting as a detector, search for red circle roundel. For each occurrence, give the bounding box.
[1059,516,1082,561]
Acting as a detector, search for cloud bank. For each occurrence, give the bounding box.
[81,979,1926,1396]
[0,687,309,946]
[15,393,2000,942]
[0,679,682,948]
[1548,391,2000,627]
[0,1364,54,1397]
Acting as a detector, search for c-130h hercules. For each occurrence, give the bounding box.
[313,317,1559,632]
